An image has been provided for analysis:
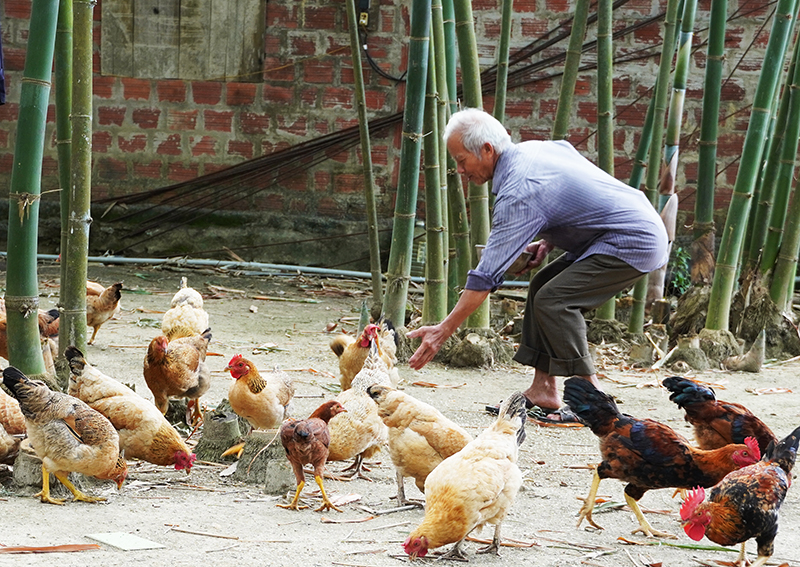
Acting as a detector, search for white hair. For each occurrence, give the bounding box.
[443,108,512,156]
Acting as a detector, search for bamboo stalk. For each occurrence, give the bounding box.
[5,0,60,377]
[345,0,383,308]
[552,0,590,140]
[381,0,432,325]
[706,0,798,331]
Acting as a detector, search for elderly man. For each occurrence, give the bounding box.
[408,108,668,421]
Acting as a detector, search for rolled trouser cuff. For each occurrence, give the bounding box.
[548,354,595,376]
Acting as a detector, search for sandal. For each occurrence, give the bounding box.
[529,406,585,425]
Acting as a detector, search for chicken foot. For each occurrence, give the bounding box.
[576,469,605,530]
[312,474,342,512]
[277,479,310,510]
[625,493,676,539]
[393,471,424,508]
[34,466,67,505]
[475,524,503,556]
[330,454,374,482]
[436,539,469,562]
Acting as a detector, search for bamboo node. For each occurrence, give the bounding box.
[20,77,51,88]
[9,192,41,224]
[5,296,40,318]
[394,213,416,220]
[402,130,431,143]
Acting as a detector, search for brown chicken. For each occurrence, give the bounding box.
[86,281,123,345]
[278,400,346,512]
[66,346,196,472]
[681,424,800,567]
[0,381,26,463]
[403,392,528,560]
[2,366,128,505]
[0,297,60,361]
[327,341,391,480]
[366,384,472,506]
[663,376,777,454]
[143,329,212,423]
[563,377,761,538]
[0,423,20,464]
[330,322,399,391]
[161,277,210,340]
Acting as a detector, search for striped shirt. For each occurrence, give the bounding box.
[465,140,669,291]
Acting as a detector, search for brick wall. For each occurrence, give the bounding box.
[0,0,774,263]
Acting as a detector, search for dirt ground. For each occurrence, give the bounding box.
[1,261,799,567]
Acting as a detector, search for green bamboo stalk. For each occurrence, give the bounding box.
[758,35,800,275]
[646,0,698,307]
[552,0,590,140]
[594,0,616,321]
[492,0,514,124]
[628,89,658,191]
[452,0,490,329]
[766,41,800,312]
[422,41,447,324]
[442,0,458,114]
[628,0,681,334]
[691,0,727,286]
[55,0,73,360]
[345,0,383,308]
[61,0,96,353]
[431,0,454,308]
[769,44,800,311]
[381,0,431,326]
[706,0,797,331]
[5,0,60,377]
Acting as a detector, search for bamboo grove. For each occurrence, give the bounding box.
[7,0,800,376]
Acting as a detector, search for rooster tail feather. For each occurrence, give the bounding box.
[64,345,87,372]
[662,376,716,408]
[2,366,28,398]
[498,391,527,446]
[764,424,800,474]
[563,377,620,435]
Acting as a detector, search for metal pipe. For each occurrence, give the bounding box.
[0,252,533,288]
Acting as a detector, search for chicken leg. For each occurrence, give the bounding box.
[625,493,675,538]
[277,479,309,510]
[312,474,342,512]
[576,469,605,529]
[476,524,503,556]
[34,465,67,505]
[54,471,107,503]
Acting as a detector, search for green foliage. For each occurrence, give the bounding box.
[667,245,691,297]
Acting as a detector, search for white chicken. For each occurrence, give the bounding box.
[161,277,209,340]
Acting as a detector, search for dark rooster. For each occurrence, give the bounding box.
[681,424,800,567]
[663,376,777,454]
[563,377,761,538]
[278,400,346,512]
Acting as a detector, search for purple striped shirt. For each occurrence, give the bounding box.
[466,140,669,291]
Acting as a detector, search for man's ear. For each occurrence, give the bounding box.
[482,142,494,155]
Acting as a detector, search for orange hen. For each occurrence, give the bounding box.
[143,329,212,424]
[225,354,294,430]
[329,322,399,390]
[86,281,123,345]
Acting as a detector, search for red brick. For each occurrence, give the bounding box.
[202,163,229,175]
[122,78,151,100]
[0,154,13,174]
[133,160,163,179]
[6,1,32,18]
[228,140,254,159]
[267,4,297,27]
[132,108,161,129]
[304,6,337,29]
[118,134,148,153]
[156,133,182,156]
[97,157,128,180]
[93,76,115,99]
[192,81,223,105]
[0,130,9,148]
[289,198,309,213]
[333,172,362,193]
[321,87,353,109]
[254,193,284,210]
[263,57,296,82]
[167,110,198,131]
[92,131,113,153]
[240,112,270,134]
[263,84,293,104]
[544,0,569,11]
[314,121,328,135]
[157,80,187,103]
[168,162,199,182]
[299,87,317,106]
[3,48,25,71]
[191,135,217,156]
[291,37,317,57]
[204,110,234,132]
[577,102,598,123]
[364,89,387,111]
[505,100,534,118]
[316,197,342,216]
[284,171,308,192]
[227,83,257,105]
[277,117,307,136]
[304,60,334,84]
[314,170,331,191]
[41,155,58,177]
[97,106,127,126]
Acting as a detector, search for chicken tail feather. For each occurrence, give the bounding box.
[498,391,527,446]
[764,424,800,475]
[64,345,87,373]
[563,377,620,436]
[662,376,716,408]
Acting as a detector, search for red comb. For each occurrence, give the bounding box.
[744,436,760,459]
[680,487,705,521]
[227,353,244,365]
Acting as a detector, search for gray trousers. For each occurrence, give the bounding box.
[512,254,645,376]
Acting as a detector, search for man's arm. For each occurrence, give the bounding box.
[407,289,491,370]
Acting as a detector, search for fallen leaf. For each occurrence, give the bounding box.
[0,544,101,554]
